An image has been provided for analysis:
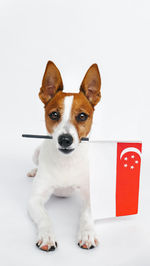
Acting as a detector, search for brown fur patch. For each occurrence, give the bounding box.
[80,63,101,107]
[39,61,63,104]
[70,92,94,139]
[45,91,65,133]
[40,61,101,138]
[45,91,94,138]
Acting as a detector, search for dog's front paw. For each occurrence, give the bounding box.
[36,229,57,252]
[78,229,99,250]
[27,168,37,177]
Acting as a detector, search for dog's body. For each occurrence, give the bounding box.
[28,61,101,251]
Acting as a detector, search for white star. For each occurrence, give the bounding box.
[135,160,139,164]
[130,165,134,169]
[124,157,128,161]
[124,164,128,167]
[131,155,135,158]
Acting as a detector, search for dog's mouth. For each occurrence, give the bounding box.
[58,148,74,154]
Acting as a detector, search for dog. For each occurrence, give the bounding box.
[28,61,101,251]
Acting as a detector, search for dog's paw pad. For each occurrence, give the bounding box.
[78,242,95,249]
[27,168,37,177]
[78,235,99,250]
[40,244,49,251]
[36,241,57,252]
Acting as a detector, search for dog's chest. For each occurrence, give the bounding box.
[39,141,89,187]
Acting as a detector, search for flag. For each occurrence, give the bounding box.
[89,141,142,220]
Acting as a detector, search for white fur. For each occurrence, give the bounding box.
[63,96,73,121]
[28,95,98,250]
[52,96,79,151]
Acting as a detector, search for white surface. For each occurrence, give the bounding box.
[0,0,150,265]
[89,142,117,219]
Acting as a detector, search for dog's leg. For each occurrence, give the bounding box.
[27,146,40,177]
[78,185,99,250]
[28,183,57,252]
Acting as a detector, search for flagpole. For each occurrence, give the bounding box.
[22,134,89,142]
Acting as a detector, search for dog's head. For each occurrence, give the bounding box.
[39,61,101,154]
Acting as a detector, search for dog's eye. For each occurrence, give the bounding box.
[49,111,60,121]
[76,112,88,122]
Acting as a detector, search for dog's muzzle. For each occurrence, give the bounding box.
[58,134,74,154]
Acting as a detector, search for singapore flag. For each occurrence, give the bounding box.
[89,141,142,220]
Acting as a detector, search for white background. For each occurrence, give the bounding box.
[0,0,150,265]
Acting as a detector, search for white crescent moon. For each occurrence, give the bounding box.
[120,147,141,159]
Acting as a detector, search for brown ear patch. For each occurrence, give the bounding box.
[80,64,101,107]
[39,61,63,104]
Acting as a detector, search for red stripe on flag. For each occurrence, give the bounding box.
[116,142,142,216]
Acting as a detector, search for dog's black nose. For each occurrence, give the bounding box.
[58,134,73,148]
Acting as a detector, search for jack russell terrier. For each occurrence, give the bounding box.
[28,61,101,251]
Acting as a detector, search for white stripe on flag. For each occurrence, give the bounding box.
[89,141,117,220]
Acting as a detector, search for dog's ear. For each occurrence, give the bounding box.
[80,64,101,107]
[39,61,63,104]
